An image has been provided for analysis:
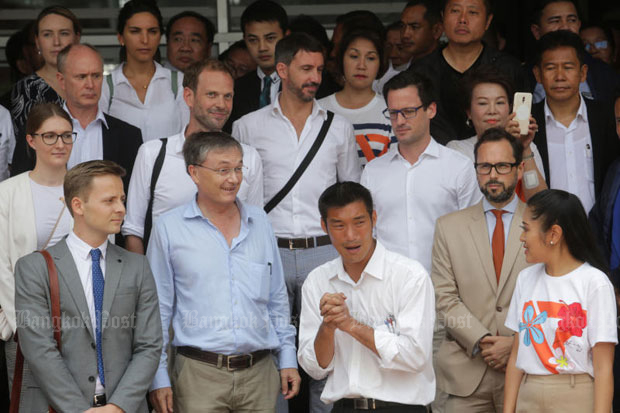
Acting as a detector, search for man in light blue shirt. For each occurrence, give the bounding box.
[147,131,300,412]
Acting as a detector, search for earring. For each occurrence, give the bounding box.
[550,241,554,245]
[37,49,41,55]
[466,118,472,127]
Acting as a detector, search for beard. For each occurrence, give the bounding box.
[288,81,319,102]
[480,179,517,204]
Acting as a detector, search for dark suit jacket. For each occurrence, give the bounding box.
[11,113,142,191]
[532,98,620,199]
[224,68,342,133]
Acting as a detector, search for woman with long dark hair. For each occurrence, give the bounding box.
[100,0,188,142]
[503,189,616,413]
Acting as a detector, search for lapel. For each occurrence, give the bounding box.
[101,243,124,331]
[584,99,606,195]
[532,101,550,187]
[497,200,526,295]
[101,114,116,164]
[50,240,95,339]
[468,202,498,292]
[13,172,38,251]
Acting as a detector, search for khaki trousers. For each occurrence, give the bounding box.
[445,366,505,413]
[516,373,594,413]
[172,352,280,413]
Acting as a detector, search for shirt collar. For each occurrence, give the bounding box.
[482,193,519,214]
[387,137,439,163]
[63,102,108,130]
[543,94,588,124]
[174,128,188,154]
[183,197,254,225]
[115,61,168,85]
[331,240,386,284]
[66,230,108,261]
[257,67,281,84]
[271,94,327,121]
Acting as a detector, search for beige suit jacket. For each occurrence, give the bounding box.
[431,200,530,397]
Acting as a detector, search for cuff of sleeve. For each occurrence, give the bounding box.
[150,366,171,391]
[277,348,298,370]
[374,326,399,366]
[121,221,144,238]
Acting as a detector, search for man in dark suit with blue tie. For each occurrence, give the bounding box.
[13,160,162,412]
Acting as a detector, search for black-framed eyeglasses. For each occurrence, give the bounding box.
[474,162,519,175]
[31,132,77,145]
[383,105,425,121]
[193,164,245,177]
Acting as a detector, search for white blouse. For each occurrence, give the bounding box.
[100,61,190,142]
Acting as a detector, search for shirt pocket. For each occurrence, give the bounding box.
[241,262,271,305]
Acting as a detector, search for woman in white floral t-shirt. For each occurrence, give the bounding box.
[504,189,617,413]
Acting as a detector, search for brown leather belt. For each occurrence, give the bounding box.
[277,235,331,250]
[334,398,425,411]
[177,346,270,371]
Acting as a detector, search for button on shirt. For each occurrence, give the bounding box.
[361,139,481,272]
[483,195,518,246]
[147,199,297,390]
[99,62,190,142]
[298,241,436,405]
[233,96,361,237]
[66,231,107,395]
[122,130,264,239]
[257,67,281,106]
[544,96,595,212]
[64,103,107,169]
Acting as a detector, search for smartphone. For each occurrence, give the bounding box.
[513,92,532,136]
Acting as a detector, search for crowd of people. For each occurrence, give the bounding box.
[0,0,620,412]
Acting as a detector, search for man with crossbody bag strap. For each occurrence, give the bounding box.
[233,33,361,413]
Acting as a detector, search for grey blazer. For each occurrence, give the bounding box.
[14,239,162,413]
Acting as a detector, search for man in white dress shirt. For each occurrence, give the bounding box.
[123,58,263,254]
[233,32,361,413]
[361,70,480,274]
[298,181,435,412]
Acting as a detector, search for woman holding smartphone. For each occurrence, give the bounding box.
[503,189,616,413]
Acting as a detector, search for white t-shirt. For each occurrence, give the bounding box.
[505,262,618,376]
[318,93,395,166]
[30,178,72,250]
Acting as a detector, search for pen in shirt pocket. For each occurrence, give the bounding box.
[268,262,272,275]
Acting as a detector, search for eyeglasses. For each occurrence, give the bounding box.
[474,162,519,175]
[383,105,424,121]
[193,164,245,177]
[31,132,77,145]
[584,40,609,52]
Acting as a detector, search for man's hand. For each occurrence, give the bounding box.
[149,387,174,413]
[319,293,349,328]
[84,404,124,413]
[280,368,301,400]
[480,335,514,370]
[505,113,538,150]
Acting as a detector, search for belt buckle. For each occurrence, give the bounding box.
[353,398,371,410]
[227,354,252,371]
[288,238,310,250]
[93,394,106,407]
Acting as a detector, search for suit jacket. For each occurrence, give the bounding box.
[14,239,162,412]
[11,113,142,191]
[431,200,530,397]
[532,98,620,199]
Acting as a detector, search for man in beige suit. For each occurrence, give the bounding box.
[431,127,533,412]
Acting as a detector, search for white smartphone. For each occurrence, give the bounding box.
[513,92,532,136]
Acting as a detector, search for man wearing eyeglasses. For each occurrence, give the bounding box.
[11,44,143,193]
[362,70,480,413]
[147,131,300,413]
[431,127,531,412]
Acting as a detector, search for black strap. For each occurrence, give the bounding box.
[143,138,168,249]
[264,111,334,214]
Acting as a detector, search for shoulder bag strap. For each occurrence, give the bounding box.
[143,138,168,249]
[264,111,334,214]
[10,250,60,413]
[106,74,114,112]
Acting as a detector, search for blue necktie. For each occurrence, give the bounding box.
[90,248,106,387]
[259,75,272,108]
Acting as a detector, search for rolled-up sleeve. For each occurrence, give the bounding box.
[374,270,435,372]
